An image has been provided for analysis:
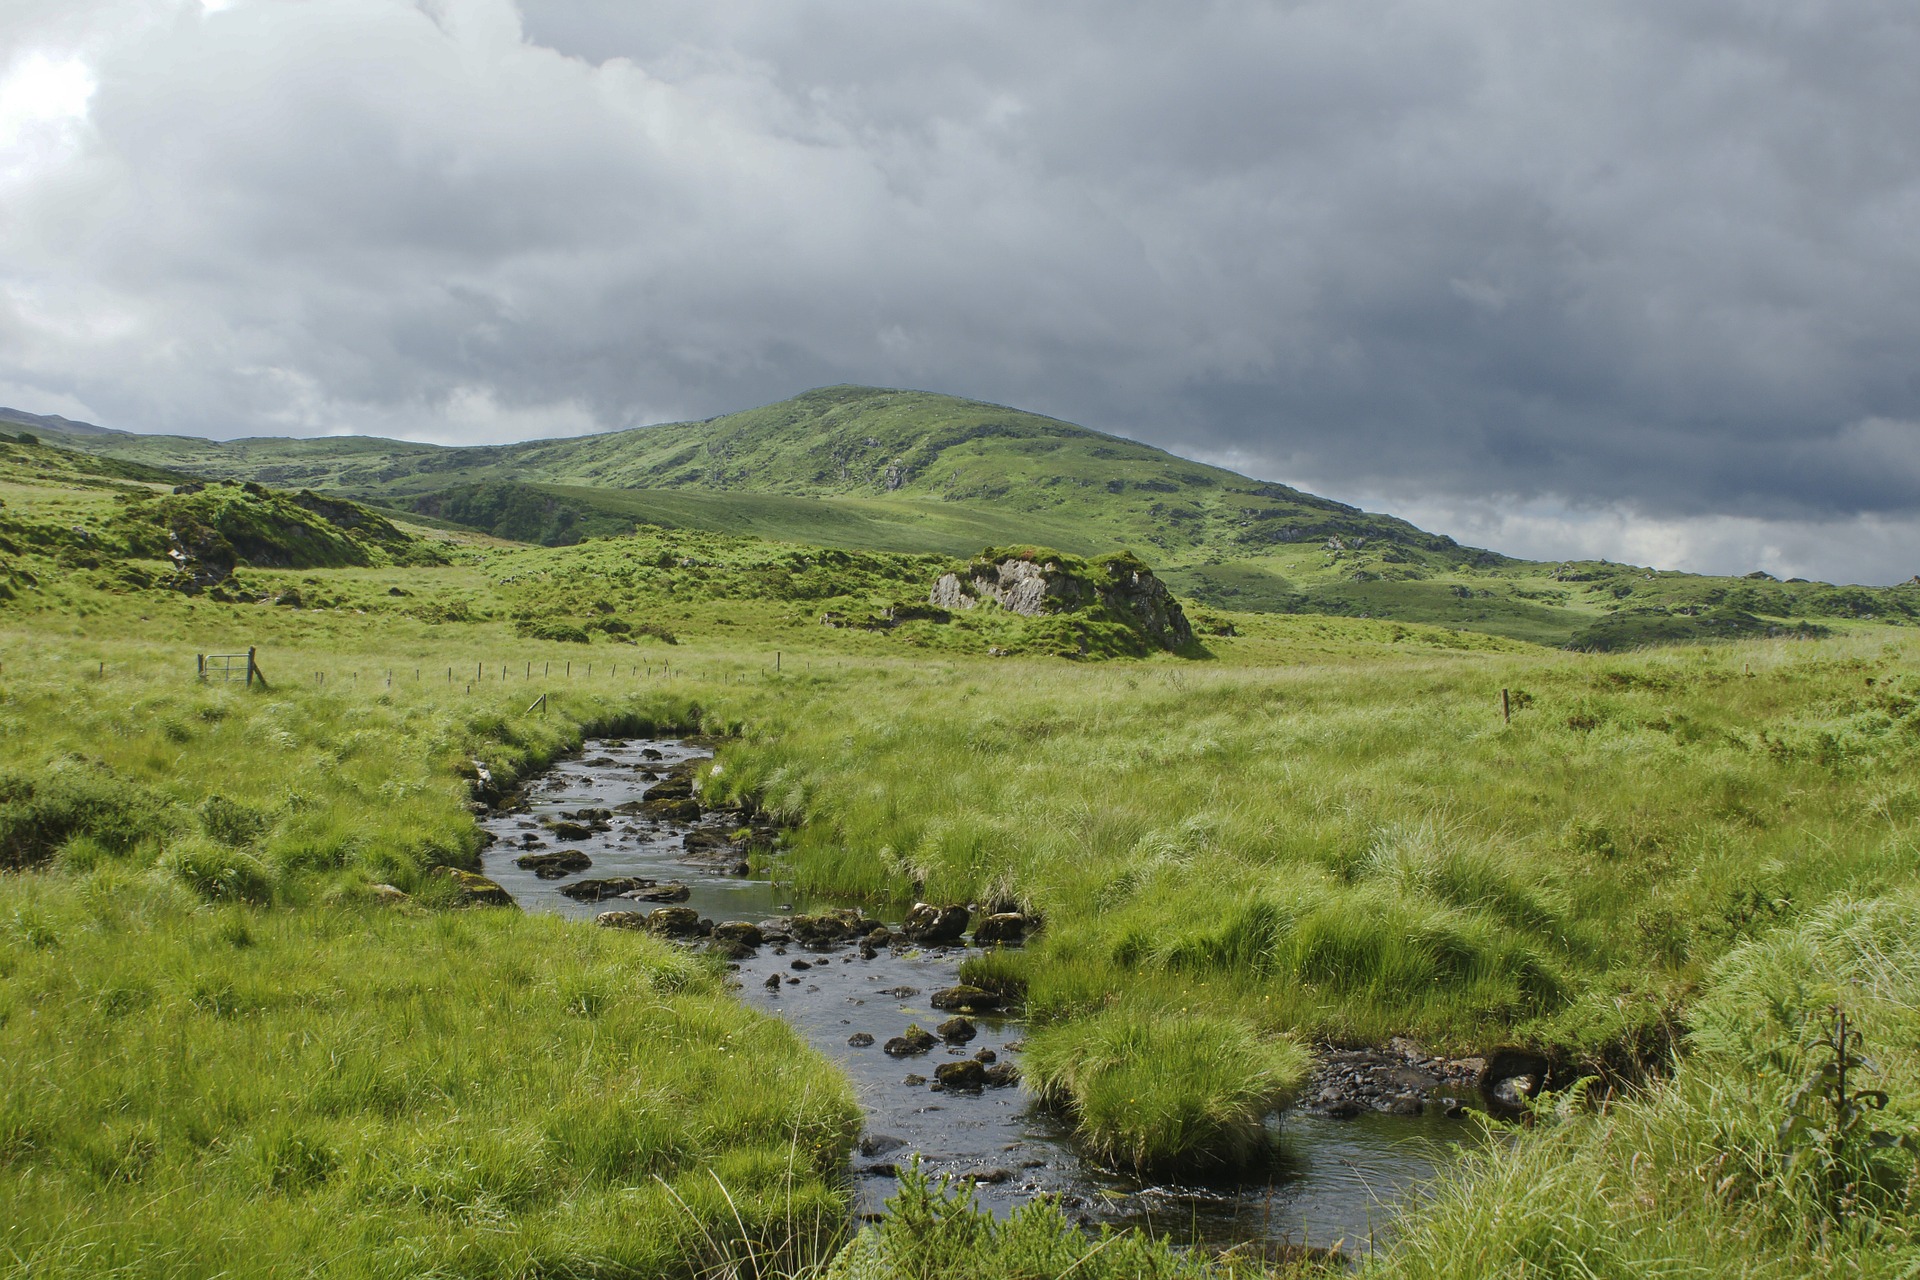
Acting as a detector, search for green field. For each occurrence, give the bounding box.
[4,436,1920,1276]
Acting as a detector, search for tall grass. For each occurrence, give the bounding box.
[708,634,1920,1165]
[1368,890,1920,1278]
[0,874,859,1278]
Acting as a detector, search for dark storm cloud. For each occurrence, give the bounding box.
[2,0,1918,579]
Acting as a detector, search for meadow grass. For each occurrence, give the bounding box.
[706,631,1920,1168]
[0,876,859,1278]
[10,459,1920,1271]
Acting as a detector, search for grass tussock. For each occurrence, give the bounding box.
[1023,1010,1310,1172]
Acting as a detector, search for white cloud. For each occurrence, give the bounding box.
[0,0,1916,582]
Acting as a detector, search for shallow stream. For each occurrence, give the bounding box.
[479,738,1469,1254]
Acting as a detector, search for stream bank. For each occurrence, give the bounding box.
[477,737,1475,1254]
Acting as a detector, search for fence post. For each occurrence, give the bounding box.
[1501,688,1510,724]
[197,654,206,681]
[775,651,781,673]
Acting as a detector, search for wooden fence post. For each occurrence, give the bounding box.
[1501,688,1510,723]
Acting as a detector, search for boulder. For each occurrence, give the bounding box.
[596,911,647,931]
[848,1032,876,1048]
[644,907,708,938]
[883,1026,937,1057]
[957,1165,1009,1183]
[930,985,1004,1012]
[707,938,756,961]
[937,1017,977,1044]
[934,1060,987,1092]
[901,902,970,944]
[1483,1047,1550,1111]
[983,1062,1021,1089]
[432,867,517,908]
[1490,1074,1540,1109]
[625,882,691,903]
[545,820,592,840]
[790,908,881,947]
[515,849,592,878]
[561,877,655,901]
[712,921,765,946]
[972,912,1027,945]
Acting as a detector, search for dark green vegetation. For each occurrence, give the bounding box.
[29,385,1920,647]
[6,434,1920,1276]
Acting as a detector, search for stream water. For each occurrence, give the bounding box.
[479,738,1469,1255]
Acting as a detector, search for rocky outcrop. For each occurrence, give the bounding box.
[926,548,1195,651]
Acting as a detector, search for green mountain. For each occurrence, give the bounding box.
[16,385,1920,647]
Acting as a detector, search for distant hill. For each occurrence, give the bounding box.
[18,386,1920,647]
[0,406,128,438]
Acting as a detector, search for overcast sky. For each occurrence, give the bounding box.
[3,1,1918,582]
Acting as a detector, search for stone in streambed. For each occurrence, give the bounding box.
[848,1032,875,1047]
[431,866,517,908]
[603,906,705,938]
[901,902,970,944]
[930,985,1003,1012]
[515,849,591,878]
[883,1026,937,1057]
[561,877,654,901]
[624,882,691,903]
[934,1060,986,1092]
[983,1062,1021,1088]
[712,921,764,946]
[937,1017,977,1044]
[597,911,646,931]
[972,912,1028,945]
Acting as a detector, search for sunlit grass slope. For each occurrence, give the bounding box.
[0,886,857,1278]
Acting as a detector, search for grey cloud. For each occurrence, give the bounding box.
[2,0,1918,578]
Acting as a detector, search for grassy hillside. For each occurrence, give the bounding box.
[27,386,1920,649]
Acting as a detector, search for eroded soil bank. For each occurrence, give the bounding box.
[479,737,1477,1253]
